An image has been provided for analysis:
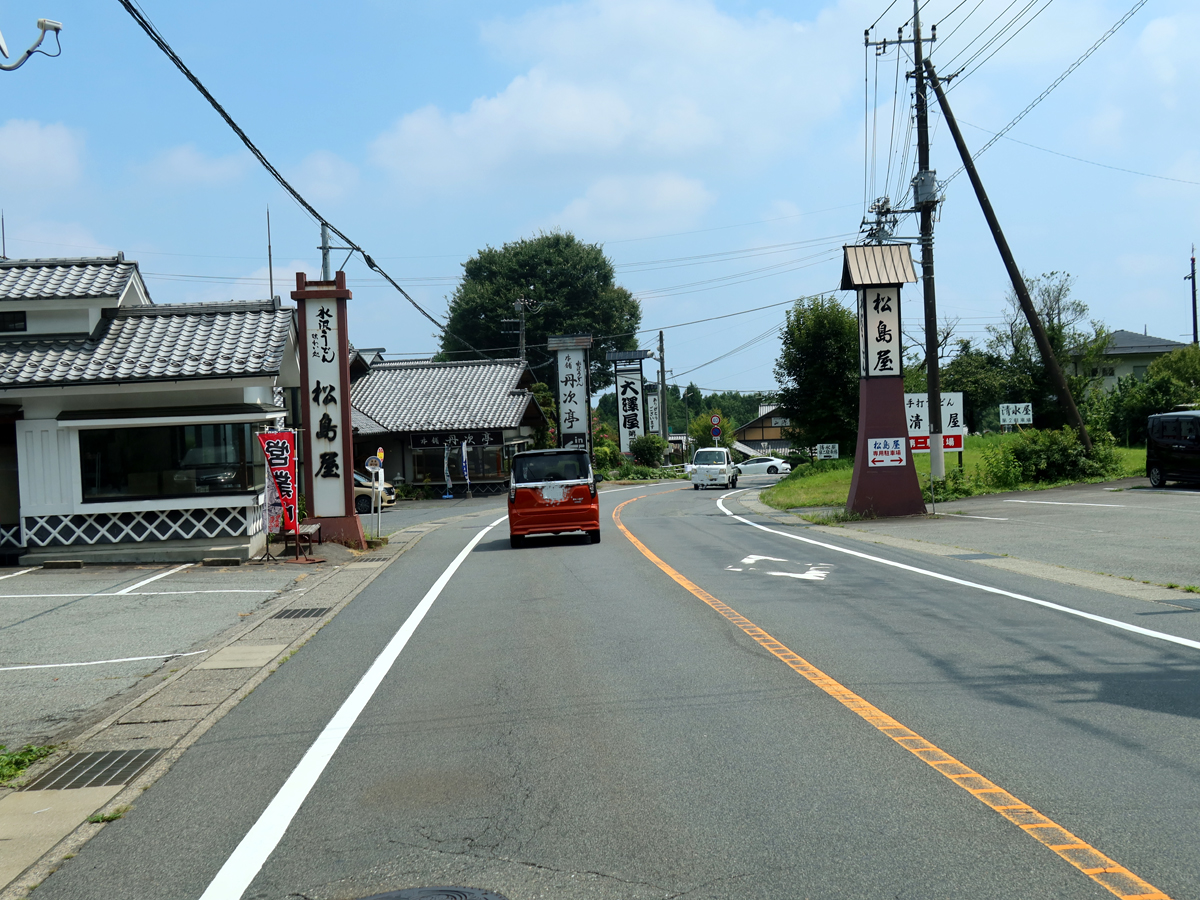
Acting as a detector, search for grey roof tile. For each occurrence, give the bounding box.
[1104,329,1186,356]
[0,256,138,301]
[351,359,533,432]
[0,299,293,387]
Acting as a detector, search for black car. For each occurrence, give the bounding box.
[1146,411,1200,487]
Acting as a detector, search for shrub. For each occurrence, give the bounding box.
[613,462,661,480]
[978,428,1121,489]
[630,434,669,467]
[593,437,622,471]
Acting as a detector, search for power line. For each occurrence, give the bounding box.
[942,0,1149,188]
[116,0,495,360]
[949,0,1057,87]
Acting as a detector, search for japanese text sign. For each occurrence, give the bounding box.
[1000,403,1033,425]
[257,430,299,535]
[858,288,901,378]
[616,366,645,454]
[305,299,346,516]
[904,392,966,452]
[816,443,838,460]
[646,390,660,435]
[556,349,591,453]
[868,437,906,467]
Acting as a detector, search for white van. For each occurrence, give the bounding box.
[692,447,738,490]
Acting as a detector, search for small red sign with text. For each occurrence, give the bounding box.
[257,430,300,536]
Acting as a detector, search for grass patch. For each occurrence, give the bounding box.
[87,805,130,824]
[803,509,875,526]
[0,744,55,784]
[760,433,1145,511]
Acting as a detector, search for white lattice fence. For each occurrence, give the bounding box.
[24,505,256,547]
[0,523,21,548]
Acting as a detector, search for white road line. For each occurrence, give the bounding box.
[0,590,277,599]
[716,497,1200,653]
[0,567,35,581]
[941,513,1009,521]
[199,514,508,900]
[114,563,192,595]
[1004,499,1125,508]
[600,482,679,494]
[0,649,208,672]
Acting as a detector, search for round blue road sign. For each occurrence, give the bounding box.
[711,426,722,437]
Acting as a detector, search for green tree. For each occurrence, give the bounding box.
[985,271,1107,430]
[940,339,1010,433]
[529,382,556,449]
[630,434,669,467]
[773,295,859,450]
[440,232,641,389]
[688,409,737,451]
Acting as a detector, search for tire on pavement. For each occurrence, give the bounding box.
[354,494,372,514]
[1148,465,1167,488]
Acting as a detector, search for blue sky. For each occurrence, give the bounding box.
[1,0,1196,395]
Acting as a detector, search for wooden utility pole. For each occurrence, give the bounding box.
[925,59,1092,452]
[911,0,945,480]
[1188,246,1197,345]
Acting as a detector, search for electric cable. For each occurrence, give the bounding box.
[117,0,497,361]
[948,0,1057,87]
[942,0,1149,187]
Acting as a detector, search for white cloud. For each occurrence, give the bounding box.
[550,172,714,238]
[0,120,83,196]
[289,151,359,203]
[369,0,855,192]
[140,144,250,187]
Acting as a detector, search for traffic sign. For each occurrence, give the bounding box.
[710,414,721,425]
[711,426,722,438]
[365,456,381,472]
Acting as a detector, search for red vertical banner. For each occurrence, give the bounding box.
[257,430,299,535]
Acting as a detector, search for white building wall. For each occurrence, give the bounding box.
[17,419,75,514]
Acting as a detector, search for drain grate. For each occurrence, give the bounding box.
[23,749,162,791]
[357,555,389,562]
[272,607,331,620]
[359,890,510,900]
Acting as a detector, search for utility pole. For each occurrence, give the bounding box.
[1187,245,1197,345]
[320,223,331,281]
[662,336,672,441]
[925,58,1092,453]
[912,0,945,481]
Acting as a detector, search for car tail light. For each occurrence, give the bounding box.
[509,484,516,501]
[589,478,596,497]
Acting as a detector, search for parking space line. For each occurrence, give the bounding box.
[0,590,277,599]
[1005,500,1125,508]
[0,649,208,672]
[941,513,1009,521]
[113,563,192,595]
[0,567,35,581]
[613,495,1171,900]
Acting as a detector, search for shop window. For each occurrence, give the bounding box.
[411,444,505,484]
[80,422,265,501]
[0,311,26,332]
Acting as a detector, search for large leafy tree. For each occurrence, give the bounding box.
[440,232,641,389]
[773,295,859,450]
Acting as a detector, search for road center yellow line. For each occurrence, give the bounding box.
[612,495,1170,900]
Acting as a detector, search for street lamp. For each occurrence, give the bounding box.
[0,18,63,71]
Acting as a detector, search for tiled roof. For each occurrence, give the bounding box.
[0,299,293,387]
[351,404,388,436]
[0,255,140,301]
[1104,329,1186,356]
[351,359,535,432]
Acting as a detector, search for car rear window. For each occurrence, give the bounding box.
[693,450,726,465]
[512,452,589,484]
[1161,418,1182,440]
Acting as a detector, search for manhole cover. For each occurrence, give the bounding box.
[359,890,510,900]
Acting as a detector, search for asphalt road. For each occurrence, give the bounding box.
[26,481,1200,900]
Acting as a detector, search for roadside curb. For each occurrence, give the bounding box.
[733,490,1198,608]
[0,506,504,899]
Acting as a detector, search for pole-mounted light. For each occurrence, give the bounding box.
[0,18,63,72]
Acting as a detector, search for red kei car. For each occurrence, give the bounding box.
[507,448,600,548]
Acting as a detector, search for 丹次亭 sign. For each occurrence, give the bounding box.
[556,348,590,453]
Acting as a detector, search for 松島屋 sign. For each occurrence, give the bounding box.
[868,437,906,467]
[904,392,966,452]
[858,288,901,378]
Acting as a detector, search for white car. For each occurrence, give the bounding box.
[735,456,793,476]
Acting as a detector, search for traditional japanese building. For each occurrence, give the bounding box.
[0,255,299,563]
[732,404,793,456]
[350,357,548,495]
